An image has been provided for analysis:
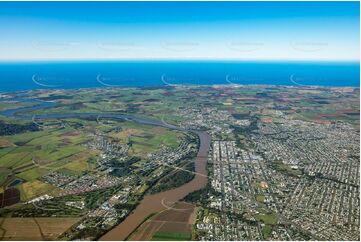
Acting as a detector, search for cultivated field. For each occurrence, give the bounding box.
[128,202,196,241]
[0,125,97,201]
[0,217,80,240]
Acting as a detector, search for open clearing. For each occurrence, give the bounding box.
[128,202,196,241]
[0,217,80,240]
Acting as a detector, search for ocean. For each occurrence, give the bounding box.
[0,61,359,92]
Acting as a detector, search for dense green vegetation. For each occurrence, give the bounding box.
[270,160,303,177]
[0,121,39,135]
[151,231,191,241]
[0,185,122,217]
[149,162,195,194]
[256,213,278,225]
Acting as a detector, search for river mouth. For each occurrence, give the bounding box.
[100,131,211,241]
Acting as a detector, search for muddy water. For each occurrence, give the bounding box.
[100,131,211,241]
[0,99,211,241]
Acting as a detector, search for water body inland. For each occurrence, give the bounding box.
[100,131,211,241]
[0,98,212,241]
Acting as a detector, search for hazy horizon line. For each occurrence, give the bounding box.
[0,58,359,64]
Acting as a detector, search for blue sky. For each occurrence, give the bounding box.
[0,1,359,61]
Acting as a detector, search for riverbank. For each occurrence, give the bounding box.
[1,98,211,241]
[100,131,211,241]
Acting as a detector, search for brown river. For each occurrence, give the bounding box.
[100,131,211,241]
[0,100,211,241]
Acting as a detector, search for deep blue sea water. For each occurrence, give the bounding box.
[0,61,359,92]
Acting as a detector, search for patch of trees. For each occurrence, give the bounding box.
[70,226,104,240]
[232,116,259,135]
[255,92,270,98]
[183,182,222,206]
[83,186,121,210]
[231,113,250,119]
[125,103,141,113]
[149,162,195,194]
[38,95,72,101]
[114,202,138,211]
[142,85,173,91]
[110,156,141,177]
[143,98,160,102]
[110,156,140,168]
[0,186,121,218]
[68,102,86,110]
[0,121,39,136]
[231,116,259,148]
[185,132,200,146]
